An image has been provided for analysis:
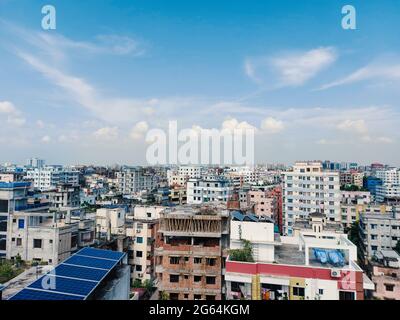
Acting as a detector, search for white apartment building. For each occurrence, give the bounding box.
[360,208,400,259]
[26,158,45,168]
[186,176,234,204]
[96,206,126,239]
[376,185,400,203]
[376,168,400,185]
[6,212,78,264]
[43,184,81,209]
[167,170,187,187]
[126,205,164,282]
[117,167,157,195]
[282,162,341,236]
[178,166,202,179]
[26,166,79,191]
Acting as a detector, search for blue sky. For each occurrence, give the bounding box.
[0,0,399,165]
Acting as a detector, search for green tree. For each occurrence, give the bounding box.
[0,261,14,282]
[160,291,169,300]
[348,221,361,247]
[143,279,153,292]
[132,279,142,288]
[229,239,254,262]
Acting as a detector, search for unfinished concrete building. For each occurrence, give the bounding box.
[155,203,229,300]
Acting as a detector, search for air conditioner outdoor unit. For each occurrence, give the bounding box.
[331,269,341,278]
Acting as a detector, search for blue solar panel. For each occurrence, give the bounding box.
[64,255,117,269]
[54,264,108,281]
[8,248,126,300]
[78,247,124,261]
[10,288,84,300]
[28,275,97,296]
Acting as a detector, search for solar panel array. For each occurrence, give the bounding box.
[9,247,125,300]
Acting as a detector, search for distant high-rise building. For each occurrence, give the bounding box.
[282,161,341,236]
[26,158,45,169]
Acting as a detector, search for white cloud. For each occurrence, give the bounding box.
[93,127,119,141]
[221,118,257,131]
[245,47,337,87]
[0,101,17,114]
[337,119,368,135]
[130,121,149,140]
[261,117,284,134]
[319,63,400,90]
[0,101,26,127]
[41,135,51,143]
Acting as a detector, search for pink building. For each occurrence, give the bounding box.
[247,190,276,218]
[370,250,400,300]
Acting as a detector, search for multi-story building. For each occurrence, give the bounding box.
[364,176,383,198]
[169,186,187,205]
[96,205,127,239]
[186,176,234,204]
[126,205,163,283]
[376,185,400,203]
[225,212,374,300]
[117,167,157,195]
[0,174,50,258]
[26,158,45,169]
[376,168,400,185]
[282,162,341,236]
[43,183,81,209]
[240,188,277,218]
[155,203,230,300]
[6,211,78,264]
[178,166,202,179]
[26,166,79,191]
[360,208,400,260]
[339,171,364,188]
[368,249,400,300]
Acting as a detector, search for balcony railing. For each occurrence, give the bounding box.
[0,182,31,189]
[15,202,50,211]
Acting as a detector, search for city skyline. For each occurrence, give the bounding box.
[0,0,400,165]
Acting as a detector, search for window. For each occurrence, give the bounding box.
[206,276,216,285]
[194,257,202,264]
[136,251,143,258]
[0,216,7,232]
[49,239,53,244]
[169,256,180,264]
[385,284,395,292]
[147,212,152,218]
[194,275,202,282]
[194,294,202,300]
[206,295,216,300]
[170,274,179,283]
[206,258,216,266]
[18,219,25,229]
[135,265,142,271]
[339,291,355,300]
[318,289,324,295]
[292,287,305,297]
[184,294,189,299]
[184,275,189,279]
[33,239,42,249]
[136,237,143,244]
[169,293,179,300]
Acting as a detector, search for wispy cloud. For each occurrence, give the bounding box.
[319,63,400,90]
[245,47,337,88]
